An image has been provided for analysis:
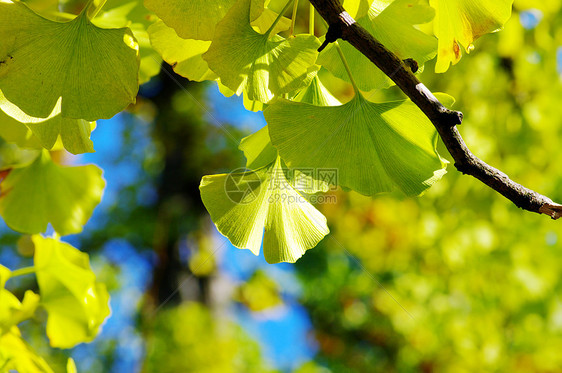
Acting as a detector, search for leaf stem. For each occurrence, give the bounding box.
[84,0,107,20]
[9,266,36,279]
[266,0,294,38]
[290,0,300,36]
[309,3,315,35]
[335,42,360,94]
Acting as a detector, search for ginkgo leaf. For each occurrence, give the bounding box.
[293,75,341,106]
[0,327,54,373]
[33,235,110,348]
[238,76,339,172]
[266,93,453,196]
[430,0,514,73]
[0,290,39,334]
[203,0,321,104]
[27,118,95,155]
[251,7,291,35]
[0,110,43,150]
[144,0,264,41]
[148,20,217,82]
[0,151,105,235]
[0,0,139,120]
[0,139,39,170]
[200,157,329,264]
[239,126,278,170]
[319,0,437,91]
[342,0,375,18]
[0,90,94,154]
[92,0,162,84]
[240,124,330,193]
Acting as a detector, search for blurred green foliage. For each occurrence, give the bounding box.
[143,302,275,373]
[293,2,562,371]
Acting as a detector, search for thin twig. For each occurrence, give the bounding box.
[309,0,562,219]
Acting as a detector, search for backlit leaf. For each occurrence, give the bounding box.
[430,0,514,72]
[319,0,437,91]
[0,327,54,373]
[342,0,375,18]
[144,0,265,41]
[147,20,217,82]
[293,75,341,106]
[266,93,453,196]
[0,110,43,150]
[0,0,139,120]
[200,156,329,264]
[0,151,105,235]
[203,0,321,104]
[92,0,162,84]
[0,290,39,334]
[239,126,278,170]
[0,91,94,154]
[33,235,111,348]
[251,7,291,35]
[0,139,39,171]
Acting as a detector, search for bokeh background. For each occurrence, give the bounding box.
[2,0,562,372]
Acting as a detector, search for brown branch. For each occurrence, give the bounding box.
[309,0,562,220]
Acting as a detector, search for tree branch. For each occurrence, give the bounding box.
[309,0,562,219]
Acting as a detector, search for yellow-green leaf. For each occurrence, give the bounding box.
[342,0,375,18]
[0,90,94,154]
[319,0,437,91]
[0,139,39,171]
[203,0,321,104]
[266,93,453,196]
[0,0,139,120]
[0,110,43,150]
[430,0,514,72]
[144,0,265,41]
[92,0,162,84]
[0,327,54,373]
[0,290,40,335]
[147,21,217,82]
[0,151,105,235]
[200,157,329,264]
[33,236,111,348]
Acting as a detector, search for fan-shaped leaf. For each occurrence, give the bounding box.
[0,290,39,334]
[200,157,329,264]
[148,21,217,82]
[342,0,375,18]
[0,91,94,154]
[430,0,514,72]
[33,236,110,348]
[293,75,341,106]
[144,0,264,41]
[0,151,105,235]
[203,0,321,104]
[0,139,39,171]
[0,327,54,373]
[251,7,291,35]
[92,0,161,84]
[319,0,437,91]
[266,93,453,196]
[239,126,278,170]
[0,110,43,150]
[0,0,139,120]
